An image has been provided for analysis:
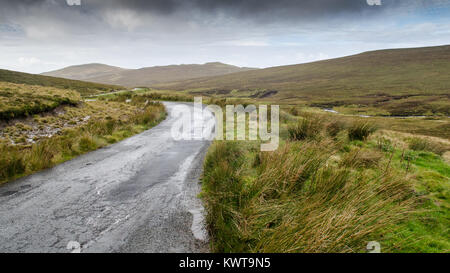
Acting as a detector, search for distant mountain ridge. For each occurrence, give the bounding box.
[151,45,450,116]
[42,62,258,87]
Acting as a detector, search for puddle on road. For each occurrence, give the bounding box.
[189,208,208,241]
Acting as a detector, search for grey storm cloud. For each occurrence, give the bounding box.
[1,0,450,74]
[2,0,449,25]
[0,0,385,21]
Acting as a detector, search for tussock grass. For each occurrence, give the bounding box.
[201,109,450,252]
[326,119,347,138]
[348,121,377,141]
[202,136,416,253]
[287,115,324,141]
[246,171,414,253]
[254,141,334,199]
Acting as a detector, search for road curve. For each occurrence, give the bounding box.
[0,102,213,253]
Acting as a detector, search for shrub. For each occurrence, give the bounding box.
[348,121,377,141]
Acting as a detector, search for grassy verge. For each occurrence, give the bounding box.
[0,100,166,184]
[0,82,80,120]
[201,112,449,253]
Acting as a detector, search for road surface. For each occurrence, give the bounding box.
[0,102,214,253]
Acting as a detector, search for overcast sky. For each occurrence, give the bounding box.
[1,0,450,74]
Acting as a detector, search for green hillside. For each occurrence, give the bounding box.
[0,69,123,96]
[155,45,450,116]
[43,62,257,88]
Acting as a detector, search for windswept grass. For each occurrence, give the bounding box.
[202,111,449,253]
[202,139,415,253]
[287,115,324,141]
[348,122,377,141]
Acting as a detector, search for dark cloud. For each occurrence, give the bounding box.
[2,0,449,25]
[0,0,382,22]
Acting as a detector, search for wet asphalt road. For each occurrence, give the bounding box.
[0,102,213,253]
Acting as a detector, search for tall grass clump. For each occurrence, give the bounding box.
[0,145,26,181]
[348,121,377,141]
[201,141,247,252]
[326,119,347,137]
[28,138,57,171]
[254,141,334,199]
[202,139,416,253]
[246,169,414,253]
[287,115,324,141]
[78,133,99,152]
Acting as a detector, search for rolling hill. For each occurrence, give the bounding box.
[43,62,257,87]
[153,45,450,116]
[41,63,128,82]
[0,69,123,97]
